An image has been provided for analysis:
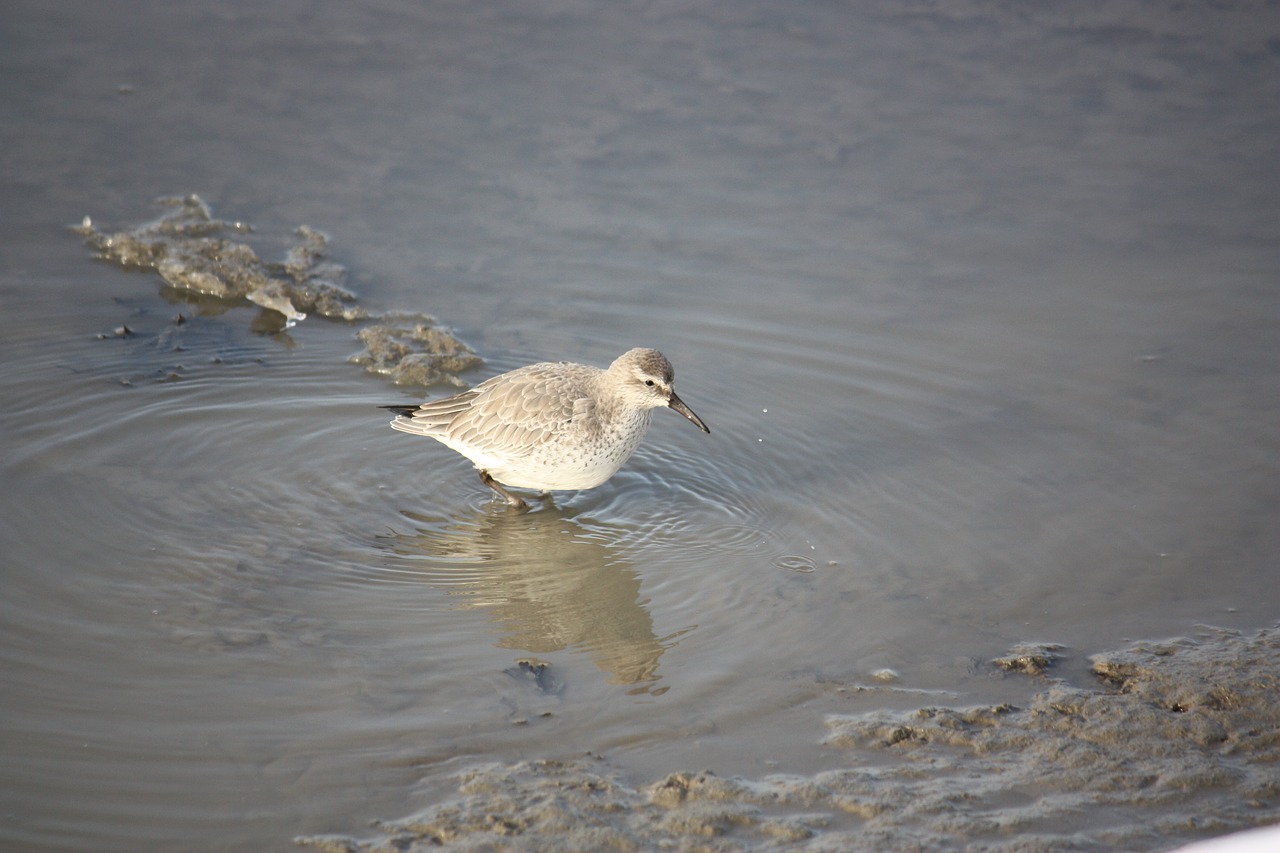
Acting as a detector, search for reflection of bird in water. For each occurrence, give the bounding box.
[389,505,687,692]
[383,348,709,509]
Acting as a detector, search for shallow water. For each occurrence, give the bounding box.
[3,1,1279,850]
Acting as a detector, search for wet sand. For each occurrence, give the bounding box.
[300,626,1280,851]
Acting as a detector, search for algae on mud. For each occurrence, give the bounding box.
[351,318,483,389]
[992,642,1064,677]
[298,626,1280,852]
[76,195,482,388]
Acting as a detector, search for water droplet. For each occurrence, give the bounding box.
[773,554,817,573]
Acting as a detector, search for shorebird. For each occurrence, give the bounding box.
[383,347,709,508]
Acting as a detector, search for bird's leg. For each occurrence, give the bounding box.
[479,470,529,510]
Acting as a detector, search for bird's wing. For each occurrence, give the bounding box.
[391,363,598,454]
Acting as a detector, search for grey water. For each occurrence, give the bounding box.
[3,1,1279,850]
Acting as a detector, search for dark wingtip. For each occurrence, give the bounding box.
[380,405,419,417]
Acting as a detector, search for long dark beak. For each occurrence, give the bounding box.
[668,391,710,434]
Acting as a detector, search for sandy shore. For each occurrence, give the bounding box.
[299,625,1280,852]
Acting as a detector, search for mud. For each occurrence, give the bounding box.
[992,643,1064,677]
[298,626,1280,852]
[350,317,481,388]
[76,196,481,388]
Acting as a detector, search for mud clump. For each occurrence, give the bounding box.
[351,317,481,388]
[298,626,1280,852]
[77,195,363,326]
[993,641,1065,676]
[77,196,480,389]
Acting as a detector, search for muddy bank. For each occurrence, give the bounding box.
[75,196,482,388]
[299,626,1280,852]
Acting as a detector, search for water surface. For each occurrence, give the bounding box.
[2,1,1279,850]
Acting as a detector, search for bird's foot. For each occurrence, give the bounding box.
[479,471,531,510]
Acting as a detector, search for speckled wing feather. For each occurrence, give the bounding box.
[390,362,600,456]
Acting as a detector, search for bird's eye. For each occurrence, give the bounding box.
[645,379,655,387]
